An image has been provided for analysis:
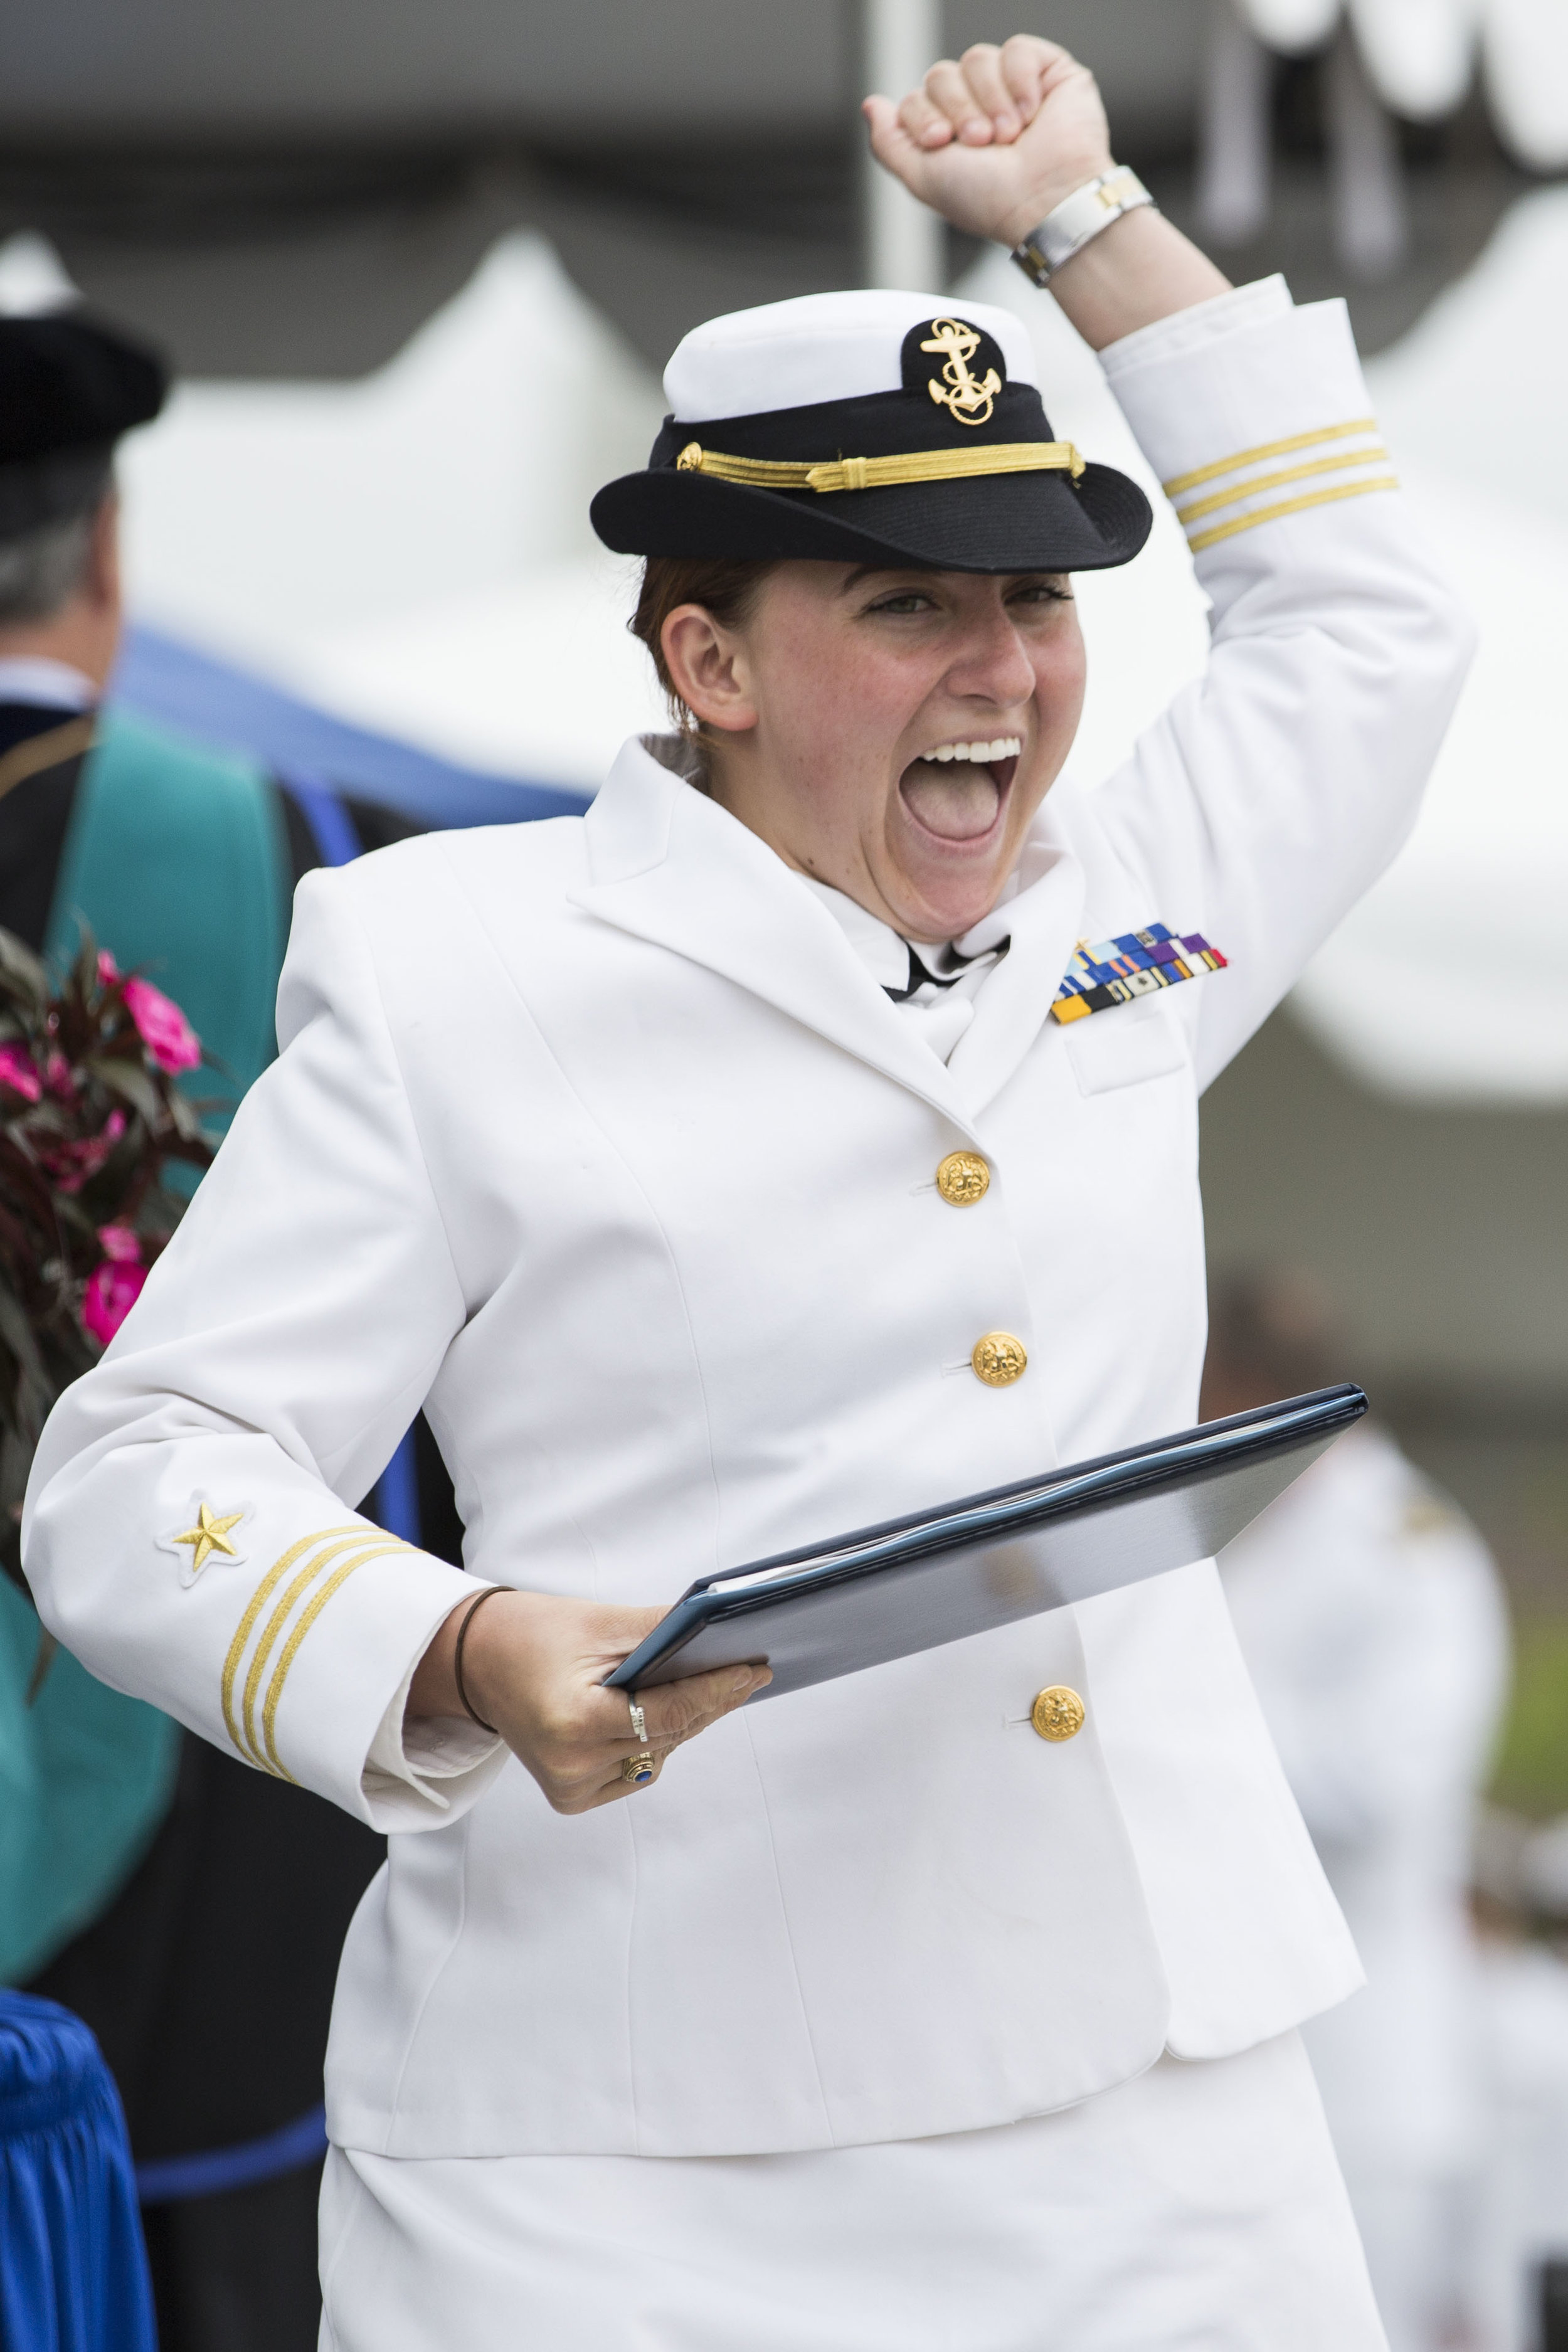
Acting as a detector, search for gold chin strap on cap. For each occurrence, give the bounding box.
[674,440,1084,494]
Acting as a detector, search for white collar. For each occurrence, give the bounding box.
[796,876,1014,1065]
[796,877,911,991]
[0,656,97,713]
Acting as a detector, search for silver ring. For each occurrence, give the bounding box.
[628,1696,647,1744]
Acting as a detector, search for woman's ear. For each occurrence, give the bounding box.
[660,604,759,736]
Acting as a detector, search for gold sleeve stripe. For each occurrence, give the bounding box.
[1162,417,1379,500]
[241,1533,410,1767]
[1175,445,1390,529]
[221,1525,364,1757]
[1186,475,1399,554]
[238,1534,378,1764]
[261,1542,409,1779]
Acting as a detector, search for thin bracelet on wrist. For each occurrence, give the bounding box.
[453,1584,508,1734]
[1011,165,1156,289]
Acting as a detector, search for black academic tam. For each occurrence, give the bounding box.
[591,313,1152,576]
[0,310,169,539]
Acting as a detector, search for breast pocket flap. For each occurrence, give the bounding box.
[1065,1002,1188,1097]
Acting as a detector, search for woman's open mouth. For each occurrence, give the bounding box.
[898,737,1022,844]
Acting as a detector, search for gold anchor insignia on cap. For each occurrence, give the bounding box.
[171,1502,245,1576]
[921,319,1002,429]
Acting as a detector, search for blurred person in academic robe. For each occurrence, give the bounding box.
[1207,1271,1510,2352]
[0,291,461,2352]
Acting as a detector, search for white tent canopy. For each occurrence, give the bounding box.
[118,233,672,787]
[1229,0,1568,164]
[1297,189,1568,1101]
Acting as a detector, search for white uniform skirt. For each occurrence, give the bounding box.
[319,2032,1385,2352]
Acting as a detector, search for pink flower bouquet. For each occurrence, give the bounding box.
[0,927,214,1618]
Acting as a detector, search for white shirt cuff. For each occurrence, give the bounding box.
[361,1634,506,1821]
[1098,275,1293,383]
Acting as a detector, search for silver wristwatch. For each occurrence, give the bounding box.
[1010,166,1155,289]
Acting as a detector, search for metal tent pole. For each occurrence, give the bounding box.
[1326,18,1410,279]
[860,0,946,292]
[1197,0,1275,246]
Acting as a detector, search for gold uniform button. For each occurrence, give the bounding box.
[936,1150,990,1206]
[972,1332,1027,1386]
[1032,1686,1086,1742]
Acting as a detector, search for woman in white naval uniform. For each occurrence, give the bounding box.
[22,37,1473,2352]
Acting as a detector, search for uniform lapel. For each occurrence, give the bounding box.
[570,739,980,1137]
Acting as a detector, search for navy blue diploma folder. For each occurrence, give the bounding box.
[606,1385,1367,1701]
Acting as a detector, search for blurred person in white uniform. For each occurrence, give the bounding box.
[23,37,1475,2352]
[1209,1274,1510,2352]
[1466,1809,1568,2351]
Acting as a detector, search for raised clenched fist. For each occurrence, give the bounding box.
[862,35,1116,252]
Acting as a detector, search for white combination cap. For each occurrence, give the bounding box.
[664,288,1039,422]
[593,286,1150,575]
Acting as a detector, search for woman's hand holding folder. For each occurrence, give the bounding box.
[405,1589,770,1813]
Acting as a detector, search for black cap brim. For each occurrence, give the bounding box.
[591,458,1152,575]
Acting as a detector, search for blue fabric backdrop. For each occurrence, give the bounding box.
[111,623,590,829]
[0,1993,156,2352]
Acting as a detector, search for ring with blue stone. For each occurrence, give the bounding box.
[621,1752,657,1787]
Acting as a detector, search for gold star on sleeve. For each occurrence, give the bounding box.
[172,1503,245,1576]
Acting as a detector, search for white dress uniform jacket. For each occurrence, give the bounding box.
[24,282,1474,2163]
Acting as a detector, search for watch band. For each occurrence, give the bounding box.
[1010,166,1155,289]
